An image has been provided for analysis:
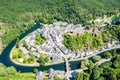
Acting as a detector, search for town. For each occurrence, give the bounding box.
[11,15,120,80]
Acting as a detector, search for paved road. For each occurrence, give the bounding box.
[53,42,70,79]
[69,45,120,62]
[68,45,120,79]
[49,33,71,79]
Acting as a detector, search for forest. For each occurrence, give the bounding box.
[0,0,120,52]
[0,63,35,80]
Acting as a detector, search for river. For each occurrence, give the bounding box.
[0,23,119,72]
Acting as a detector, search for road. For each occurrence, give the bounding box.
[70,58,112,74]
[49,33,71,79]
[69,45,120,62]
[67,45,120,79]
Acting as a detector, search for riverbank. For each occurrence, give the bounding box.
[10,46,65,67]
[10,46,39,67]
[70,58,112,74]
[9,27,66,67]
[69,45,120,62]
[10,44,120,68]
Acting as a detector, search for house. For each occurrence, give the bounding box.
[18,58,24,63]
[53,21,68,27]
[36,71,44,80]
[31,47,37,52]
[60,46,67,54]
[112,41,119,46]
[92,28,99,36]
[49,68,54,80]
[80,50,85,58]
[51,54,61,62]
[30,52,40,58]
[85,50,93,56]
[20,46,29,54]
[53,70,65,77]
[48,68,65,79]
[68,50,72,54]
[107,42,111,48]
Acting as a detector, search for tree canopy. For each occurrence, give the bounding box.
[0,0,120,51]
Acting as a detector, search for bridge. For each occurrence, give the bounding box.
[49,34,71,79]
[64,56,71,79]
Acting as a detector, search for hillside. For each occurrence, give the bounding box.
[0,0,120,52]
[0,63,35,80]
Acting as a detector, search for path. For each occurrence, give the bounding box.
[70,58,112,73]
[49,33,71,79]
[69,45,120,62]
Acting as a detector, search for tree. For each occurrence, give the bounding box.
[18,51,23,58]
[112,55,120,68]
[84,73,90,80]
[112,49,117,56]
[80,59,89,69]
[63,78,67,80]
[22,40,28,49]
[100,62,112,68]
[28,56,35,63]
[103,68,117,80]
[44,56,49,62]
[54,76,61,80]
[75,72,83,80]
[112,61,120,68]
[81,61,86,69]
[98,77,105,80]
[40,18,48,24]
[16,38,20,48]
[12,54,18,59]
[115,68,120,79]
[91,67,101,80]
[6,66,16,75]
[38,56,45,66]
[104,52,112,59]
[35,34,45,45]
[34,68,38,73]
[88,62,94,74]
[44,76,49,80]
[23,58,28,63]
[93,56,102,62]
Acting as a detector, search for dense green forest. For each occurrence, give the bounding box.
[0,63,35,80]
[75,50,120,80]
[0,0,120,52]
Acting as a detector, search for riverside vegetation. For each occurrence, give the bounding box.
[0,63,35,80]
[75,49,120,80]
